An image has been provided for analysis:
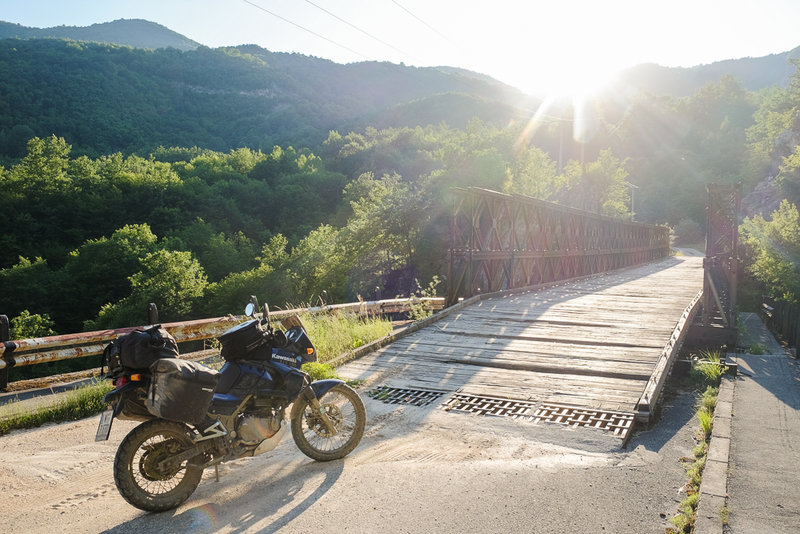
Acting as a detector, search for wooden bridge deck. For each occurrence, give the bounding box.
[340,256,703,423]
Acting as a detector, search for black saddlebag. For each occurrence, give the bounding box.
[103,324,178,376]
[218,319,265,361]
[146,358,220,424]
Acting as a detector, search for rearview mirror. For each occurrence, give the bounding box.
[246,295,260,317]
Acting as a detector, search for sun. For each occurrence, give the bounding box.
[477,2,639,99]
[512,56,623,150]
[509,50,624,100]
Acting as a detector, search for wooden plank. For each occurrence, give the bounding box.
[339,256,704,415]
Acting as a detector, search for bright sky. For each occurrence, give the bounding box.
[3,0,800,96]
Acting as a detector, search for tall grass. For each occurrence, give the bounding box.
[0,380,113,436]
[301,311,393,363]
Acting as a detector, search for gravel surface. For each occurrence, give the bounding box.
[0,380,699,534]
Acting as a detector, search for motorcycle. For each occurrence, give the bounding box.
[95,298,366,512]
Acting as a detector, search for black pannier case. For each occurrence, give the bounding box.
[146,358,220,424]
[218,319,265,360]
[104,324,178,376]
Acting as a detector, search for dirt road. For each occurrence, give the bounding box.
[0,384,698,534]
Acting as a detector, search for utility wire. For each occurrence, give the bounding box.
[390,0,451,43]
[241,0,368,59]
[303,0,420,62]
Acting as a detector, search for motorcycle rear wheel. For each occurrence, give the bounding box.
[291,383,366,461]
[113,419,204,512]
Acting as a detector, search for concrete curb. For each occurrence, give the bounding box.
[694,370,735,533]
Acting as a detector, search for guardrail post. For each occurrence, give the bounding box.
[1,315,9,391]
[147,303,159,325]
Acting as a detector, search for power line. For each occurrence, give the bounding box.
[241,0,368,59]
[390,0,451,43]
[303,0,420,62]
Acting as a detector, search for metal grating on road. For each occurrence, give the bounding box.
[368,387,636,439]
[367,386,449,407]
[441,393,538,419]
[532,403,635,438]
[440,393,635,439]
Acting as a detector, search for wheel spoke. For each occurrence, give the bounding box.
[291,384,366,461]
[114,420,204,512]
[133,434,188,493]
[302,391,357,451]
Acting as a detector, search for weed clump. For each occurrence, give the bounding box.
[689,350,727,386]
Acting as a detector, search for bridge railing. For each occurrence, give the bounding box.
[447,187,670,305]
[0,297,444,390]
[762,297,800,352]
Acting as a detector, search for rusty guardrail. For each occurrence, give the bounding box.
[0,297,444,388]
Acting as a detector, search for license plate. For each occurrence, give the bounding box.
[95,408,114,442]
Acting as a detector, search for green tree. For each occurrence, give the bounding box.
[9,310,56,339]
[560,149,631,217]
[195,231,258,282]
[745,86,795,179]
[287,224,349,302]
[87,249,208,329]
[502,145,562,200]
[8,135,72,194]
[0,257,57,321]
[57,224,160,331]
[776,145,800,203]
[200,234,292,315]
[740,200,800,303]
[339,172,431,296]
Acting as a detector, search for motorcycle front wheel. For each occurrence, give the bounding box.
[113,419,204,512]
[291,383,366,461]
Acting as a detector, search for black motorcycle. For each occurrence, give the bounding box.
[95,298,366,512]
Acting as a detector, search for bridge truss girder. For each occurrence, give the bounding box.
[447,188,670,305]
[695,183,741,347]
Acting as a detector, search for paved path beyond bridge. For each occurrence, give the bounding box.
[341,256,703,440]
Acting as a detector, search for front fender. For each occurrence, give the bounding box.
[290,379,345,419]
[308,378,345,399]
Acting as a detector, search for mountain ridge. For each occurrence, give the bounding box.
[619,46,800,96]
[2,18,798,97]
[0,18,200,51]
[0,18,798,161]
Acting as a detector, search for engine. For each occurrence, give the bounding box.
[237,414,282,445]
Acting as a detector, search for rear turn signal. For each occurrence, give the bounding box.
[130,373,143,381]
[307,348,314,355]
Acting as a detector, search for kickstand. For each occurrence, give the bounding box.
[215,465,220,482]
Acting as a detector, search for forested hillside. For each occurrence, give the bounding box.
[619,45,800,97]
[2,25,800,345]
[0,38,526,160]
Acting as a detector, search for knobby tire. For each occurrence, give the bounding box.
[113,419,204,512]
[291,383,366,461]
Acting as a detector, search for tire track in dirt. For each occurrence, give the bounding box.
[0,418,142,529]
